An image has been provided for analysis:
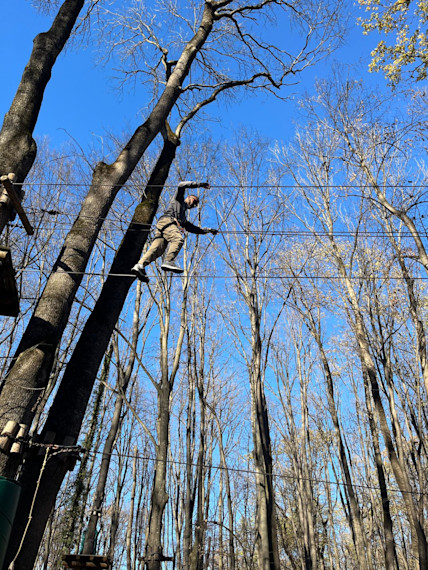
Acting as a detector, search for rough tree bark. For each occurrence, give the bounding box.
[0,0,84,233]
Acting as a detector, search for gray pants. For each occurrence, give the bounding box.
[138,216,184,266]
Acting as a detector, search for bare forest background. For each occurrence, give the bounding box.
[1,1,428,569]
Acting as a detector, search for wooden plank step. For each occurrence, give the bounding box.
[62,554,112,569]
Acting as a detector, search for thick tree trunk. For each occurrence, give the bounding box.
[40,136,178,443]
[0,0,84,233]
[0,130,178,481]
[0,137,176,479]
[5,351,109,570]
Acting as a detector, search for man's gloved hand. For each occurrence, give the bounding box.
[201,182,210,189]
[203,228,219,235]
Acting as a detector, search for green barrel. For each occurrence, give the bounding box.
[0,476,21,569]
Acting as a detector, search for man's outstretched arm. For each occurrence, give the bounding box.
[183,221,218,235]
[176,180,210,200]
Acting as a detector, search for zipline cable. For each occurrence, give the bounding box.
[18,437,427,498]
[8,216,428,237]
[14,269,428,280]
[12,182,428,189]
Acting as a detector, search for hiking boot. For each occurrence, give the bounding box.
[161,261,184,274]
[131,263,149,283]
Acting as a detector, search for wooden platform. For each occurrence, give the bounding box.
[0,246,19,317]
[62,554,112,569]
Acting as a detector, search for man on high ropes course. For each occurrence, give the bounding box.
[131,181,218,283]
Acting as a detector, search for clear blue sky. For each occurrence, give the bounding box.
[1,0,386,151]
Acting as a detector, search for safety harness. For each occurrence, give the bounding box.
[152,217,184,241]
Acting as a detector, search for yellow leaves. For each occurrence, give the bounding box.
[358,0,428,83]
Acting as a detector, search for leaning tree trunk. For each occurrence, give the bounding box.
[2,137,179,570]
[0,135,178,478]
[0,0,216,478]
[0,0,84,233]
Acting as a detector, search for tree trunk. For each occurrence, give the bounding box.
[212,411,236,570]
[190,378,207,570]
[144,262,190,569]
[81,377,129,555]
[107,455,127,561]
[59,373,107,555]
[248,298,280,570]
[0,0,84,232]
[183,350,197,569]
[144,383,173,570]
[365,380,399,570]
[126,447,138,570]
